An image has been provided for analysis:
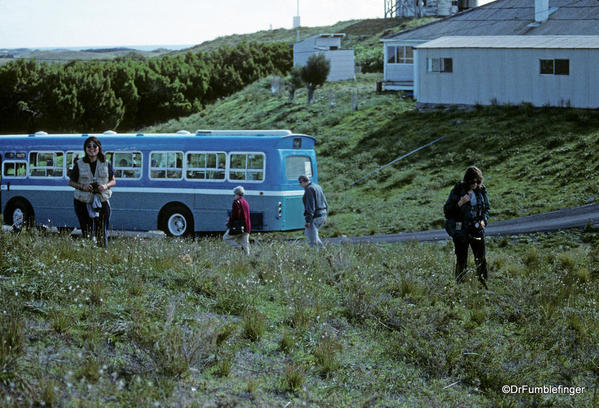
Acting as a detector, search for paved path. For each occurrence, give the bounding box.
[4,204,599,243]
[324,203,599,244]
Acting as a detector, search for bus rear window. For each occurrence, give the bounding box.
[286,156,312,180]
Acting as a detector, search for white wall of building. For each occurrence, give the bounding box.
[415,47,599,108]
[293,34,355,81]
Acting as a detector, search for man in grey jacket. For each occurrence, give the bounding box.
[299,175,328,247]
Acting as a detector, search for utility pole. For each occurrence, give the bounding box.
[293,0,301,42]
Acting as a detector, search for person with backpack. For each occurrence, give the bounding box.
[443,166,490,289]
[223,186,251,255]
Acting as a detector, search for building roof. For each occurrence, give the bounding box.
[383,0,599,42]
[416,35,599,48]
[295,33,346,44]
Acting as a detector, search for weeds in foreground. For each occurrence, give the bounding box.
[213,354,233,378]
[282,363,305,393]
[279,329,294,353]
[314,335,342,377]
[1,230,598,406]
[242,309,267,341]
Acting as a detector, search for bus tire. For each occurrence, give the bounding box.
[5,199,34,231]
[160,204,194,237]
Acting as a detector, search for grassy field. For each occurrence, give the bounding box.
[143,73,599,238]
[2,227,599,407]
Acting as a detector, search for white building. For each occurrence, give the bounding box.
[414,36,599,108]
[293,33,355,82]
[381,0,599,90]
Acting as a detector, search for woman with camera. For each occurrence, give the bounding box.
[443,166,490,289]
[68,136,116,248]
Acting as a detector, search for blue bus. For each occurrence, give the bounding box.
[0,130,318,236]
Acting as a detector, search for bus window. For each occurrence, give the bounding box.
[67,151,84,166]
[229,152,265,182]
[186,152,226,181]
[3,161,27,178]
[150,152,183,180]
[108,151,142,179]
[29,151,64,178]
[66,151,84,177]
[285,156,312,179]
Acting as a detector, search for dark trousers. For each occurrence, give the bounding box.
[453,233,488,288]
[74,199,110,248]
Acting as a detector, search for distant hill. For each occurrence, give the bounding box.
[0,47,171,65]
[176,18,438,54]
[0,17,437,66]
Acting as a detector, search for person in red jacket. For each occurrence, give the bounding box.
[223,186,251,255]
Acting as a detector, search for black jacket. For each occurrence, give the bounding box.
[443,181,489,237]
[302,182,328,223]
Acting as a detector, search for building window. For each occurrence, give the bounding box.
[186,152,226,181]
[540,59,569,75]
[150,152,183,180]
[427,58,453,73]
[387,46,414,64]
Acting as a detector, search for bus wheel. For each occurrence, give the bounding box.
[5,199,34,231]
[161,205,194,237]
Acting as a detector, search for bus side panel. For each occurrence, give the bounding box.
[2,189,75,228]
[192,192,232,232]
[33,191,75,227]
[192,193,274,232]
[189,193,304,232]
[110,191,194,232]
[282,196,305,230]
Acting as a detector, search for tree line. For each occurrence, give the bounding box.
[0,42,292,133]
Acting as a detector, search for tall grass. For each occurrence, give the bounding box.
[0,228,597,406]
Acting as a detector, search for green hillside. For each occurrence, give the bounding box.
[178,18,438,54]
[143,73,599,237]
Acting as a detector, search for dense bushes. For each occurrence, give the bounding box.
[0,42,292,133]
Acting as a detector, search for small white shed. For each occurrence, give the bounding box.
[414,35,599,108]
[293,33,355,82]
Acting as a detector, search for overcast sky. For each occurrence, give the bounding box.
[0,0,388,48]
